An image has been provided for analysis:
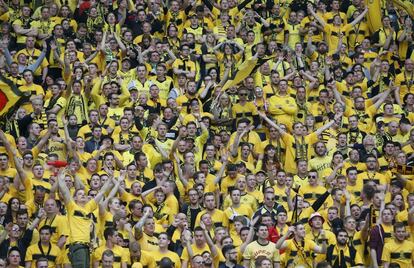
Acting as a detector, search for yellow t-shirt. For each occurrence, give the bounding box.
[66,199,97,243]
[382,239,414,268]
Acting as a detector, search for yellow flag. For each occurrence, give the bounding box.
[0,75,23,117]
[221,57,259,91]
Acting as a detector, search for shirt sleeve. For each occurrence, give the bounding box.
[381,243,391,263]
[181,247,189,261]
[24,246,33,262]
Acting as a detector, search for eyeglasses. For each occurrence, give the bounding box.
[239,93,248,96]
[309,175,317,179]
[24,156,33,160]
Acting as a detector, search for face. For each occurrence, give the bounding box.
[102,255,114,268]
[44,199,57,214]
[74,189,87,203]
[143,218,155,233]
[257,226,269,239]
[204,196,215,210]
[17,213,29,228]
[311,216,323,229]
[104,155,114,168]
[192,256,204,268]
[366,157,377,170]
[10,198,19,211]
[259,260,272,268]
[264,193,275,207]
[194,230,205,246]
[328,209,338,221]
[158,233,169,248]
[40,229,51,243]
[337,232,348,246]
[315,142,326,156]
[392,194,403,207]
[295,224,306,238]
[231,190,241,204]
[382,209,393,224]
[32,165,44,178]
[395,227,407,242]
[8,250,20,265]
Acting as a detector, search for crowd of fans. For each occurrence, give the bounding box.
[0,0,413,267]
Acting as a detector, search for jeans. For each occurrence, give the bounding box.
[68,243,90,268]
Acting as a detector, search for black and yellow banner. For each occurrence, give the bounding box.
[0,74,23,118]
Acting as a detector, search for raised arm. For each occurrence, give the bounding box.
[94,175,114,203]
[275,226,294,249]
[313,230,327,253]
[114,33,127,56]
[313,114,339,136]
[258,111,287,135]
[134,209,151,239]
[240,216,260,253]
[307,4,326,28]
[57,170,72,204]
[349,7,368,27]
[164,47,177,65]
[214,151,229,185]
[27,41,47,72]
[199,221,218,257]
[230,130,245,157]
[372,87,392,110]
[2,44,13,67]
[305,30,317,57]
[173,153,189,188]
[28,207,45,230]
[99,176,121,217]
[141,185,162,201]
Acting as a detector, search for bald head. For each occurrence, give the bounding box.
[44,199,57,214]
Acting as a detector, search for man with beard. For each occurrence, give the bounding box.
[326,229,363,267]
[309,141,332,178]
[181,188,202,230]
[357,154,389,191]
[219,245,243,268]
